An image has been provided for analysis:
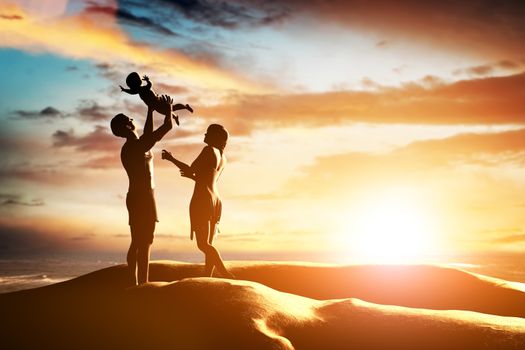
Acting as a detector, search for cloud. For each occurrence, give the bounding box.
[70,233,97,241]
[0,162,74,185]
[453,60,523,77]
[52,125,119,152]
[85,3,179,36]
[0,193,45,207]
[199,72,525,133]
[284,128,525,198]
[375,40,390,48]
[0,3,267,93]
[0,14,23,20]
[76,100,113,121]
[11,106,64,120]
[51,125,124,169]
[279,0,525,58]
[490,228,525,244]
[154,82,190,95]
[0,222,66,256]
[82,154,121,169]
[150,0,291,29]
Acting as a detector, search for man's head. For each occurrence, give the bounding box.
[125,72,142,90]
[111,113,135,138]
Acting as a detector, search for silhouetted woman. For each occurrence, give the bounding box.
[162,124,234,278]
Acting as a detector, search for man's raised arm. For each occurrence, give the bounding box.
[138,95,173,151]
[151,94,173,141]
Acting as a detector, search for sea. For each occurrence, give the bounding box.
[1,251,525,294]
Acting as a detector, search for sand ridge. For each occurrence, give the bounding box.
[1,261,524,349]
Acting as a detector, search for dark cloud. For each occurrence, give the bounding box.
[0,193,45,207]
[0,14,23,20]
[76,100,112,121]
[70,233,97,241]
[52,125,119,152]
[153,0,291,29]
[375,40,390,48]
[95,62,122,82]
[284,0,525,58]
[85,3,179,36]
[0,222,66,256]
[453,60,523,77]
[11,106,64,120]
[110,0,525,59]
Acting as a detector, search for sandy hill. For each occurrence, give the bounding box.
[1,261,524,349]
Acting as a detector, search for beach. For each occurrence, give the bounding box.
[1,260,525,349]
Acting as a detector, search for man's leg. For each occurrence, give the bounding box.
[127,241,138,286]
[136,221,155,284]
[137,243,152,284]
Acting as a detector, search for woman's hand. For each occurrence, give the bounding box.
[161,149,173,161]
[179,164,193,179]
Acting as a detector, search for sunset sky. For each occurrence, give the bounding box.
[1,0,525,264]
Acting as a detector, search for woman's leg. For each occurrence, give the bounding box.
[195,221,232,278]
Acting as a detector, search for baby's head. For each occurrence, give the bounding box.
[125,72,142,90]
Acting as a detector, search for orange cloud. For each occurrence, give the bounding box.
[198,72,525,133]
[0,3,267,93]
[247,128,525,212]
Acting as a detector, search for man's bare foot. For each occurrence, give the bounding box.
[186,104,193,113]
[172,114,180,125]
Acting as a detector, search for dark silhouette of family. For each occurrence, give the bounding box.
[111,72,233,285]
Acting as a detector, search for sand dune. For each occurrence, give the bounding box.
[1,261,524,349]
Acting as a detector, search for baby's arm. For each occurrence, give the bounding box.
[120,85,137,95]
[142,75,152,89]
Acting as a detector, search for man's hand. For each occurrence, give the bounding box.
[159,94,173,115]
[142,75,150,81]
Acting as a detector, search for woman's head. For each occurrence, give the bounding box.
[204,124,229,153]
[126,72,142,90]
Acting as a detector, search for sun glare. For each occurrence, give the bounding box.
[344,189,436,264]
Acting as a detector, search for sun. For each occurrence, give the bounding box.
[344,189,436,264]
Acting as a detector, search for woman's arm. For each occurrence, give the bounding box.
[161,150,195,180]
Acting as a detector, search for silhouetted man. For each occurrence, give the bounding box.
[110,94,173,285]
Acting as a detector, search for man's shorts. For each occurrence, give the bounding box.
[126,189,158,245]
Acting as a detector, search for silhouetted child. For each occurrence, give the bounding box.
[120,72,193,125]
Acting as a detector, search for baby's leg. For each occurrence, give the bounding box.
[172,103,193,113]
[172,113,179,126]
